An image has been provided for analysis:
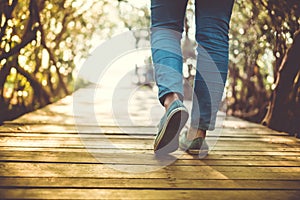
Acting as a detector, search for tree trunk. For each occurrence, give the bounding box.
[14,64,51,106]
[263,30,300,136]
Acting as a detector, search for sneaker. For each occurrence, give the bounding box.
[179,130,209,158]
[154,100,189,154]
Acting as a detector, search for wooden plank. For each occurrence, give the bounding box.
[0,147,297,156]
[0,162,168,179]
[0,137,299,150]
[0,139,298,149]
[0,125,291,137]
[1,145,299,152]
[0,178,300,190]
[166,165,300,173]
[4,118,265,129]
[0,131,293,139]
[0,134,298,143]
[0,150,300,165]
[1,158,300,167]
[0,143,298,152]
[0,189,299,200]
[0,126,158,135]
[0,140,299,157]
[0,125,296,138]
[1,162,300,180]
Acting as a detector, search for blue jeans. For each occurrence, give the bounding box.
[151,0,234,130]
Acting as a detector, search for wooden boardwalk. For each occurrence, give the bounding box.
[0,78,300,199]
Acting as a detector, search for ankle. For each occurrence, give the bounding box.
[187,128,206,140]
[163,93,179,111]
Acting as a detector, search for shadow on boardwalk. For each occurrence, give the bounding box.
[0,81,300,199]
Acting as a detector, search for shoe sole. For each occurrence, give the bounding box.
[154,107,189,154]
[186,142,209,158]
[187,149,208,157]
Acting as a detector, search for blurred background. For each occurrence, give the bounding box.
[0,0,299,136]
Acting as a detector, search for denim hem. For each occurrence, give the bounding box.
[158,91,184,106]
[190,123,215,131]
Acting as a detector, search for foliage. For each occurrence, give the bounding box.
[0,0,149,123]
[227,0,300,125]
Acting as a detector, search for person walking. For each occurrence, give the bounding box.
[151,0,234,155]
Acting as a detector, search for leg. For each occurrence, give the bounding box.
[191,0,234,131]
[151,0,189,106]
[179,0,234,155]
[151,0,189,153]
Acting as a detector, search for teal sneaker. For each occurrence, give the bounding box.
[154,100,189,154]
[179,130,209,158]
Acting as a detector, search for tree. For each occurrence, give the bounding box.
[258,0,300,135]
[0,0,149,123]
[227,0,299,135]
[263,31,300,135]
